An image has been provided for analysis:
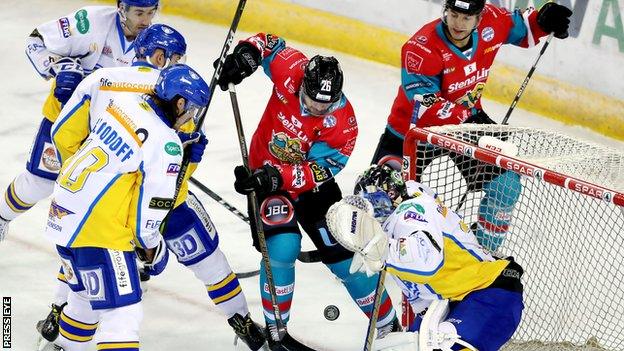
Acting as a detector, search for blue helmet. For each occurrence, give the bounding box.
[134,24,186,60]
[155,64,210,107]
[118,0,159,7]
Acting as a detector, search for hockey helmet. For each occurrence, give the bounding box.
[118,0,159,7]
[354,165,408,221]
[444,0,485,15]
[134,24,187,61]
[155,64,210,126]
[303,55,343,104]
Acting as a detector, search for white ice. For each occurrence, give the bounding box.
[0,1,622,350]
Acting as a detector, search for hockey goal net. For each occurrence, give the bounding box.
[402,125,624,350]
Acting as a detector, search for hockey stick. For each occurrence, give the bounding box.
[188,176,323,264]
[455,33,554,212]
[169,0,247,209]
[363,269,387,351]
[228,83,287,342]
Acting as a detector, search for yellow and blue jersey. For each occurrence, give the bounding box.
[46,85,182,251]
[382,184,509,311]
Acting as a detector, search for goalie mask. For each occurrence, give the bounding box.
[354,164,407,222]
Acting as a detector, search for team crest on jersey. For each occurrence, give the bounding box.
[481,27,495,42]
[49,200,75,220]
[455,82,485,108]
[269,131,305,164]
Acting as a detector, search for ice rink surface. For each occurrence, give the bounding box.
[0,1,622,350]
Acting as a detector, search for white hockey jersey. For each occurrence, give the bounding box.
[382,181,510,312]
[51,62,196,211]
[47,76,182,251]
[26,6,136,79]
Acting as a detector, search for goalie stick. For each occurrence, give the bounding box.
[188,176,324,264]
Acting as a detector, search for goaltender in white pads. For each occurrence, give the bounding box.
[326,164,525,351]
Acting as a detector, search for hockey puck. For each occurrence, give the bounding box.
[324,305,340,321]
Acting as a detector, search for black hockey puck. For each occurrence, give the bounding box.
[323,305,340,321]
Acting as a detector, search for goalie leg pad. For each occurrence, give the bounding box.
[476,172,522,251]
[164,197,219,266]
[445,288,523,351]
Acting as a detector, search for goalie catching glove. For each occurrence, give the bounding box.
[326,195,389,277]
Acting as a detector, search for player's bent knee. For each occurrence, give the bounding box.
[164,200,219,266]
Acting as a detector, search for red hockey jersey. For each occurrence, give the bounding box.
[386,4,548,137]
[243,33,358,198]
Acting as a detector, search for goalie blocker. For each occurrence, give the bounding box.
[327,165,524,351]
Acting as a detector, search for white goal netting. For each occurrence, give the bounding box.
[403,125,624,350]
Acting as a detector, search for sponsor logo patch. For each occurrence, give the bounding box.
[149,197,174,210]
[260,195,294,226]
[58,17,71,38]
[405,51,424,73]
[41,143,61,171]
[166,163,180,176]
[74,9,90,34]
[164,142,181,156]
[49,200,75,219]
[310,163,331,183]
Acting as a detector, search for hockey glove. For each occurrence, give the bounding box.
[215,42,261,91]
[178,132,208,163]
[326,197,389,277]
[51,57,84,105]
[234,164,282,195]
[135,236,169,276]
[537,2,573,39]
[464,110,496,124]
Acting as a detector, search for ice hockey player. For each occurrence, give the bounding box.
[370,0,572,251]
[39,64,208,351]
[36,24,266,351]
[326,164,525,351]
[0,0,159,241]
[218,33,400,350]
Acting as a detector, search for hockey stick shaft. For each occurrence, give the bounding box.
[189,176,249,223]
[228,83,287,341]
[455,33,553,212]
[170,0,247,208]
[502,33,553,125]
[364,269,387,351]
